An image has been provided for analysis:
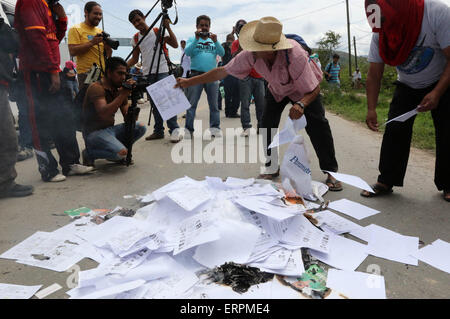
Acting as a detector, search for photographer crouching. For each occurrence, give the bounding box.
[81,57,146,166]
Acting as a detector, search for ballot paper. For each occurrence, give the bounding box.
[234,196,299,221]
[224,177,255,189]
[384,106,419,126]
[193,219,261,268]
[168,212,221,255]
[76,280,147,299]
[328,199,380,220]
[310,235,368,271]
[412,240,450,274]
[258,249,305,277]
[0,284,42,299]
[0,231,85,272]
[280,215,331,253]
[314,210,365,234]
[151,176,200,201]
[366,225,419,266]
[324,171,374,193]
[166,186,213,212]
[51,216,97,239]
[143,270,199,299]
[269,117,307,149]
[146,75,191,121]
[249,248,292,270]
[101,249,152,275]
[326,269,386,299]
[79,216,158,255]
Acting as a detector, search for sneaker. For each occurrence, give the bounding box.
[257,167,280,180]
[170,128,183,143]
[145,132,164,141]
[226,113,240,118]
[67,164,95,176]
[0,183,34,198]
[17,147,34,162]
[137,98,145,104]
[48,174,66,183]
[183,129,193,140]
[107,158,134,165]
[82,149,95,167]
[240,128,251,137]
[210,128,222,138]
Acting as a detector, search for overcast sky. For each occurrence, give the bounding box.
[60,0,450,63]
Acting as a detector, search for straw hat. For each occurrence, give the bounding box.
[239,17,293,52]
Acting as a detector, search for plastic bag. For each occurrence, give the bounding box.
[280,135,314,199]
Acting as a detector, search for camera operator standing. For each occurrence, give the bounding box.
[14,0,94,182]
[184,15,225,138]
[68,1,112,88]
[127,10,182,143]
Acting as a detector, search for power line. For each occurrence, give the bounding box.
[281,0,345,22]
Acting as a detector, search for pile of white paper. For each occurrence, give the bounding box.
[1,175,446,299]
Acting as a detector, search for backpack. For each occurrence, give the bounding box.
[283,34,313,81]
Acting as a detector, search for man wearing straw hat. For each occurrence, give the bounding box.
[176,17,342,190]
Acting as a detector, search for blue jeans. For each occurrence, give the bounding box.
[66,80,79,101]
[185,80,220,133]
[149,73,179,135]
[85,123,146,160]
[240,76,265,129]
[224,75,240,116]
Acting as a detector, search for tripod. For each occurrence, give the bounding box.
[125,0,174,127]
[124,89,141,166]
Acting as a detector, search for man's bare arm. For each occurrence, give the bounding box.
[175,67,229,88]
[127,46,141,68]
[93,90,130,122]
[365,62,385,131]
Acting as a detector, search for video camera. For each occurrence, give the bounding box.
[101,32,120,50]
[122,75,150,91]
[198,31,211,38]
[161,0,174,9]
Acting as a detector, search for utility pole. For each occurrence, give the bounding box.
[346,0,352,77]
[354,36,358,70]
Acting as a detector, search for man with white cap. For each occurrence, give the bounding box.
[176,17,342,190]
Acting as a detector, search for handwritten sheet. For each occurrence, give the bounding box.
[146,75,191,121]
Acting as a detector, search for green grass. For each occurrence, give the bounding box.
[321,81,436,150]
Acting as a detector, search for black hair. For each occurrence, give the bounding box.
[128,9,145,23]
[235,19,247,35]
[226,33,234,41]
[333,53,340,59]
[105,57,127,76]
[84,1,101,14]
[196,15,211,27]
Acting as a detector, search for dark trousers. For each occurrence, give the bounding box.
[378,82,450,191]
[0,86,18,192]
[223,75,240,116]
[9,74,33,149]
[262,90,338,173]
[23,71,81,180]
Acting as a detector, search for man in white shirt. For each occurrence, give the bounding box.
[127,9,182,143]
[352,68,362,89]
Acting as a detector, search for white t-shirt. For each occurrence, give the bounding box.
[131,29,169,75]
[353,71,362,81]
[368,0,450,89]
[180,48,191,78]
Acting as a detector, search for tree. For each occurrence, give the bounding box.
[316,31,342,67]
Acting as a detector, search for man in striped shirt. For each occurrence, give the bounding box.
[325,54,341,87]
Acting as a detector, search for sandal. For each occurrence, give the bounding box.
[444,190,450,202]
[361,183,393,198]
[325,178,343,192]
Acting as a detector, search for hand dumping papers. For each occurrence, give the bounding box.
[2,175,440,299]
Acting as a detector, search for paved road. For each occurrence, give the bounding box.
[1,94,449,299]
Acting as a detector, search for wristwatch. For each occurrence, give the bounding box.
[295,101,305,110]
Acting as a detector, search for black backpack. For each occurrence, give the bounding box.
[0,18,19,84]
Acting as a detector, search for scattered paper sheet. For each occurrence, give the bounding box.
[259,249,305,277]
[35,283,62,299]
[234,197,299,221]
[281,215,332,253]
[76,280,146,299]
[384,106,419,126]
[412,239,450,274]
[146,75,191,121]
[143,270,199,299]
[167,212,221,255]
[314,210,365,234]
[193,219,261,268]
[0,283,42,299]
[366,225,419,266]
[310,234,368,271]
[224,177,255,189]
[167,186,213,212]
[249,248,292,270]
[328,199,380,220]
[269,117,307,149]
[324,171,374,193]
[326,269,386,299]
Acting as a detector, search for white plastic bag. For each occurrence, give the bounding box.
[280,135,314,199]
